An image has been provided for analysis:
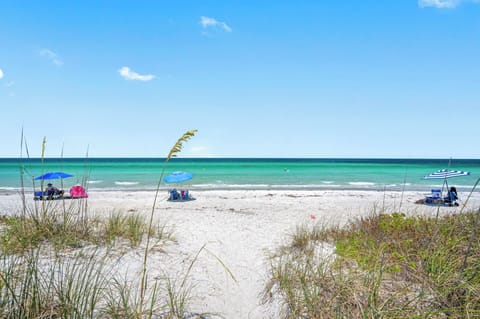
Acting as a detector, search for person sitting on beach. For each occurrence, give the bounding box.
[445,186,459,206]
[46,183,64,198]
[180,189,190,200]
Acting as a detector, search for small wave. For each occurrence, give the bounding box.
[276,184,342,188]
[322,181,334,184]
[115,181,139,186]
[0,187,20,191]
[87,180,103,184]
[349,182,375,186]
[427,184,447,188]
[191,183,343,189]
[193,183,271,188]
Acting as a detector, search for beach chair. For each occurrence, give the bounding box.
[181,189,192,200]
[432,189,442,199]
[179,189,193,200]
[34,190,64,200]
[425,189,442,204]
[34,191,47,200]
[169,189,180,201]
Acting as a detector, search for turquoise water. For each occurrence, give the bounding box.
[0,158,478,192]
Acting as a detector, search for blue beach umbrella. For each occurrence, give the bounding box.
[164,171,193,183]
[34,171,74,180]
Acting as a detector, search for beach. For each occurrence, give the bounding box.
[1,189,479,318]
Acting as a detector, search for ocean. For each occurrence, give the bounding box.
[0,158,478,192]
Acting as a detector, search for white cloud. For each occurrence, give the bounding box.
[0,68,3,79]
[118,67,155,81]
[200,16,232,32]
[40,48,64,66]
[419,0,480,8]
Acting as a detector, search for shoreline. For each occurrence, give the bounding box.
[1,189,479,318]
[1,183,478,194]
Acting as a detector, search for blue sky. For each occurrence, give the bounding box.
[1,0,479,158]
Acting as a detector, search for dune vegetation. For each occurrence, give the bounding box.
[0,130,211,319]
[264,209,480,318]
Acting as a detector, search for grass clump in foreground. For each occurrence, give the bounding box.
[0,131,213,318]
[0,247,203,318]
[0,205,181,318]
[0,206,172,254]
[265,211,480,318]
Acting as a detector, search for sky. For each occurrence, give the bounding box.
[1,0,479,158]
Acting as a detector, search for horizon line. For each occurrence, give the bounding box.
[1,156,479,160]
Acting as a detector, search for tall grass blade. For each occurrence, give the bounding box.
[139,129,197,318]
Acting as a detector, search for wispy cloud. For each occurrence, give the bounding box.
[39,49,64,66]
[419,0,480,8]
[0,68,4,79]
[200,16,232,32]
[118,67,155,81]
[40,48,64,66]
[4,81,14,88]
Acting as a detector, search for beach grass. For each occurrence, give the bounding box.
[0,199,182,317]
[0,198,203,318]
[0,205,172,254]
[139,129,198,318]
[265,210,480,318]
[0,244,206,318]
[105,212,172,247]
[0,131,208,318]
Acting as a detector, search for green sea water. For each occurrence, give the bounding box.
[0,158,478,192]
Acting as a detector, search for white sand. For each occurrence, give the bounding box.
[1,189,479,318]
